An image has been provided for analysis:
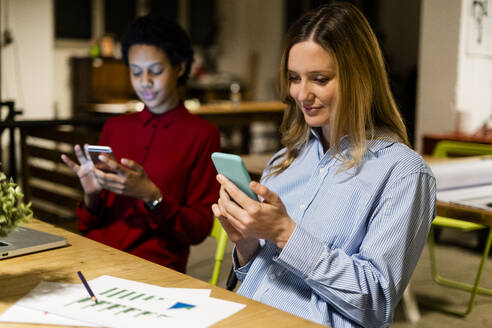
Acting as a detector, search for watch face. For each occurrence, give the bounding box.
[146,196,163,211]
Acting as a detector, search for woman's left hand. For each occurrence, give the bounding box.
[216,174,296,249]
[93,155,161,203]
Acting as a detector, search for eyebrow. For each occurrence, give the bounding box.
[287,69,334,74]
[129,62,163,69]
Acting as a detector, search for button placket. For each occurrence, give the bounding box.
[298,160,330,218]
[143,123,158,158]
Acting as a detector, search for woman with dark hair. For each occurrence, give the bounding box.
[212,3,435,327]
[62,15,220,273]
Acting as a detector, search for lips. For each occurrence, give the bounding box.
[140,91,157,101]
[302,105,322,115]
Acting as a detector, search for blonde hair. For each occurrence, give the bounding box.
[269,2,409,176]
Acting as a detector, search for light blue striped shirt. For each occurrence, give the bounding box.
[233,131,436,328]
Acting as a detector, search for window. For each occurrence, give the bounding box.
[54,0,92,39]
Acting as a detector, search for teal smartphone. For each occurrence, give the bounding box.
[211,152,257,200]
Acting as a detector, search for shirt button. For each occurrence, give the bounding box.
[300,204,306,209]
[269,273,276,280]
[320,167,326,174]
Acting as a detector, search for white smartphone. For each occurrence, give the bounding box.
[85,145,116,172]
[211,152,257,200]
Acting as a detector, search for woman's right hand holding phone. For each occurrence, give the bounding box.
[61,144,103,210]
[212,174,296,266]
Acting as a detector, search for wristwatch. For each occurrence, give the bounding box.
[145,194,163,212]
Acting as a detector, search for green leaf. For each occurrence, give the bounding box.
[0,165,31,237]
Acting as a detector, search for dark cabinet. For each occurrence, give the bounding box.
[71,57,136,116]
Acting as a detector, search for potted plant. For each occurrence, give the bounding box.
[0,170,32,237]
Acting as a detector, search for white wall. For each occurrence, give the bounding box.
[1,0,54,119]
[455,0,492,131]
[416,0,492,151]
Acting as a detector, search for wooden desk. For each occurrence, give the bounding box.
[189,101,285,115]
[0,219,323,328]
[436,201,492,227]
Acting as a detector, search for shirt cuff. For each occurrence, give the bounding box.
[231,239,265,281]
[273,225,326,278]
[231,246,252,282]
[76,201,102,231]
[137,192,173,228]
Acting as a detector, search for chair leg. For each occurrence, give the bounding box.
[209,259,222,286]
[426,226,492,316]
[401,282,420,323]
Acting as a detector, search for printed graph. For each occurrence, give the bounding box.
[65,287,195,319]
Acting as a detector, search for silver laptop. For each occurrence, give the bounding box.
[0,226,68,260]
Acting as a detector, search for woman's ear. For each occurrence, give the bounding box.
[176,62,186,78]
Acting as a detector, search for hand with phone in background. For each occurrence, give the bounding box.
[61,144,106,211]
[211,152,296,267]
[62,143,162,211]
[85,145,116,173]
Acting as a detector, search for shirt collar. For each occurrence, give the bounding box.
[365,138,395,154]
[139,103,189,127]
[309,128,395,154]
[309,128,351,153]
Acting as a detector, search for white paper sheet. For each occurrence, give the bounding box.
[0,275,245,328]
[430,158,492,210]
[430,158,492,191]
[0,290,99,326]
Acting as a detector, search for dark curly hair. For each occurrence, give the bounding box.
[121,15,194,86]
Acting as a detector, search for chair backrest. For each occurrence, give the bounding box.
[432,140,492,158]
[209,217,228,285]
[19,123,104,232]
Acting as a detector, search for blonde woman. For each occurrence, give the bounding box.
[213,3,435,327]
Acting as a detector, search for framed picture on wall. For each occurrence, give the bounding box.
[466,0,492,57]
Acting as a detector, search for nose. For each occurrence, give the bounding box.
[292,81,314,104]
[141,71,153,88]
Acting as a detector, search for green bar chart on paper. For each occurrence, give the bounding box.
[64,286,179,319]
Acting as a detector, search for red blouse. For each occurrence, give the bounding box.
[76,104,220,272]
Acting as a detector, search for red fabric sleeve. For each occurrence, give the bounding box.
[142,128,220,245]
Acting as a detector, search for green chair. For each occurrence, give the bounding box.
[432,140,492,158]
[209,217,228,285]
[427,140,492,316]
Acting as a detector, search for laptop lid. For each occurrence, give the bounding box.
[0,226,68,260]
